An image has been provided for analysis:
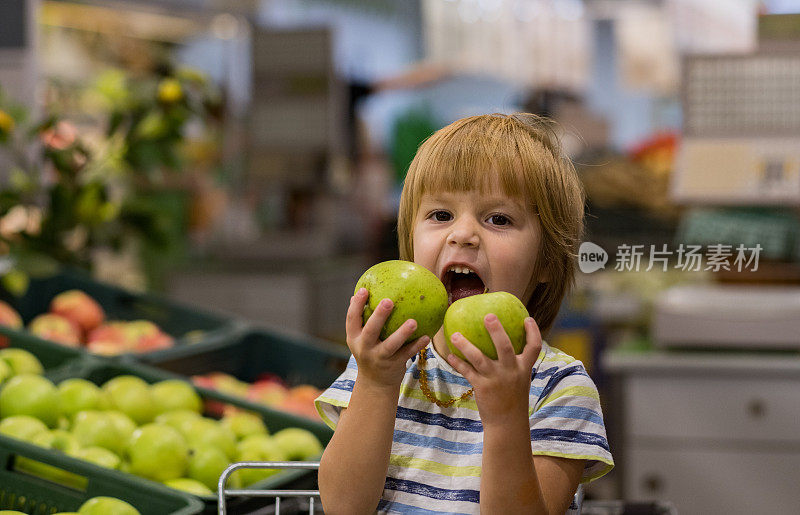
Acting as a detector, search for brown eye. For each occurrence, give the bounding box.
[432,211,452,222]
[488,214,510,226]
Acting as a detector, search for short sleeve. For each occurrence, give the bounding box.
[529,359,614,483]
[314,355,358,430]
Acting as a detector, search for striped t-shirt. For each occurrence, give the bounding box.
[315,341,614,514]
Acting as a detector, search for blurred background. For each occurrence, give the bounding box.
[2,0,800,513]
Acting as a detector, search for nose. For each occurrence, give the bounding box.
[447,216,480,248]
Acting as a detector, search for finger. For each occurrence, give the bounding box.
[484,313,516,367]
[361,297,394,343]
[345,289,368,338]
[445,351,478,385]
[399,335,430,363]
[379,318,418,358]
[449,332,492,375]
[520,317,543,369]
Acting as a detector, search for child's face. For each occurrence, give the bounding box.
[412,181,543,307]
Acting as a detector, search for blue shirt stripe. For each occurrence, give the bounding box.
[377,498,473,515]
[384,477,480,503]
[532,405,606,426]
[531,428,611,452]
[396,406,484,433]
[393,429,483,455]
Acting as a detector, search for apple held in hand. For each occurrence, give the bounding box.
[444,291,529,361]
[355,260,448,342]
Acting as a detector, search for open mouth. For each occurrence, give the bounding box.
[443,265,486,304]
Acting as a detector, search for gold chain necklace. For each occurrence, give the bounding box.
[417,348,474,408]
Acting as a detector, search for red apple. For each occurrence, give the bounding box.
[49,290,104,334]
[248,380,288,406]
[0,301,23,346]
[28,313,81,347]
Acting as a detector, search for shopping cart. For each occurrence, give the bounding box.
[217,462,586,514]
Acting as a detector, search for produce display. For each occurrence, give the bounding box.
[0,349,324,497]
[0,290,177,355]
[192,372,322,420]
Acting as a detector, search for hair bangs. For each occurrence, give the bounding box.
[411,117,529,201]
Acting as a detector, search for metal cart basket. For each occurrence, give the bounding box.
[217,462,594,515]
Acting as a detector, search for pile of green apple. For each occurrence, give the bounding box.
[0,290,178,355]
[2,495,143,515]
[192,372,321,420]
[356,260,530,362]
[0,349,324,496]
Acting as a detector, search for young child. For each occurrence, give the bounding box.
[315,113,613,514]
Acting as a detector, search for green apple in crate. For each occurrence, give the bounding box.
[127,423,190,482]
[58,378,104,420]
[0,415,48,441]
[0,348,44,376]
[0,374,59,427]
[355,260,448,342]
[444,291,529,361]
[77,496,140,515]
[102,375,156,425]
[71,410,126,456]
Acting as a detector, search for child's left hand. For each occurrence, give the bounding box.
[445,315,542,424]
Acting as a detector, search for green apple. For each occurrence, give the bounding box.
[220,411,268,440]
[50,429,81,453]
[0,359,12,385]
[0,374,59,426]
[106,410,137,443]
[127,423,189,482]
[0,415,49,441]
[71,410,124,456]
[163,477,213,496]
[271,428,323,460]
[58,378,103,420]
[0,511,28,514]
[151,379,202,414]
[70,446,122,469]
[187,445,233,491]
[355,260,447,341]
[179,417,237,459]
[444,291,529,361]
[154,409,202,434]
[78,497,140,515]
[0,348,44,376]
[234,434,288,486]
[102,375,155,425]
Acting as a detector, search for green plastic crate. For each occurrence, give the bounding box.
[0,268,245,360]
[0,434,202,514]
[139,327,350,390]
[51,358,333,513]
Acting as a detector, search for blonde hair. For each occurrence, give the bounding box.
[397,113,585,336]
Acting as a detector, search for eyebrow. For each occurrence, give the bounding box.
[421,193,526,211]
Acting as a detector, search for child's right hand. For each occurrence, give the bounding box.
[346,288,430,389]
